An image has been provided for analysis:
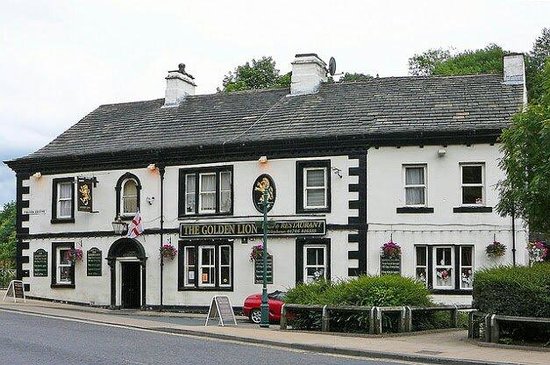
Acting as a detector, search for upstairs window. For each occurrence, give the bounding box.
[296,160,331,213]
[52,178,75,223]
[404,165,426,206]
[461,164,484,205]
[179,167,233,216]
[115,173,142,218]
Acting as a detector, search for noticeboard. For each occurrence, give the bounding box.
[33,249,48,277]
[254,255,273,284]
[87,247,102,276]
[380,256,401,275]
[205,295,237,327]
[3,280,26,303]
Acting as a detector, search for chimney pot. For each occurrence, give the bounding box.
[163,63,196,107]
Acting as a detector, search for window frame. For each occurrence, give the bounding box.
[121,178,139,216]
[460,163,485,206]
[415,246,428,287]
[296,238,331,284]
[178,166,234,217]
[115,173,142,219]
[178,240,233,291]
[303,244,328,283]
[459,246,474,290]
[432,246,454,290]
[51,242,75,288]
[403,164,427,207]
[296,160,332,213]
[51,177,75,224]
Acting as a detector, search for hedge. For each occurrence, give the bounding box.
[472,263,550,317]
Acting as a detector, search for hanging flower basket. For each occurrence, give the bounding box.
[65,248,83,263]
[160,244,178,260]
[250,244,264,261]
[486,241,506,258]
[527,241,548,263]
[381,241,401,259]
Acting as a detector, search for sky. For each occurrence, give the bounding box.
[0,0,549,208]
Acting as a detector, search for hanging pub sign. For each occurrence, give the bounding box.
[33,249,48,277]
[253,174,276,213]
[87,247,102,276]
[77,178,93,212]
[254,254,273,284]
[180,219,326,238]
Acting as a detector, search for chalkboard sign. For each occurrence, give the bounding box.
[254,255,273,284]
[3,280,26,303]
[205,295,237,326]
[87,247,102,276]
[380,256,401,275]
[33,249,48,277]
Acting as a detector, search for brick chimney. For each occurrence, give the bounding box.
[290,53,327,96]
[163,63,196,107]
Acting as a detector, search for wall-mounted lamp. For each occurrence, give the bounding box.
[437,148,447,157]
[146,196,155,205]
[111,215,128,235]
[258,156,268,164]
[331,167,343,178]
[32,172,42,179]
[147,163,157,171]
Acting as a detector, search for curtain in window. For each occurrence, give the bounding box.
[306,169,326,207]
[59,183,72,217]
[219,172,232,213]
[185,174,196,213]
[200,174,216,211]
[122,180,138,214]
[405,168,425,205]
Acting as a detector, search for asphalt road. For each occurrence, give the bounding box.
[0,310,414,365]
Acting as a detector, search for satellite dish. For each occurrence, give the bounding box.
[328,57,336,76]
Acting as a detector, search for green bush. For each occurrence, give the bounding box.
[285,275,432,332]
[473,264,550,317]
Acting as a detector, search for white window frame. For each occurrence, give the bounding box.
[185,173,196,214]
[56,181,73,219]
[198,246,215,287]
[461,163,485,206]
[184,246,196,287]
[303,245,327,283]
[219,171,232,213]
[121,178,138,215]
[218,245,232,287]
[415,246,428,287]
[56,247,73,284]
[303,167,328,209]
[198,173,217,214]
[403,165,427,207]
[432,246,454,290]
[459,246,474,290]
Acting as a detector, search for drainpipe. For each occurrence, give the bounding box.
[159,165,165,310]
[511,208,516,267]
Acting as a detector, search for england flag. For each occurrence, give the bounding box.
[127,211,144,238]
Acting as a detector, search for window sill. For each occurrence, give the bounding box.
[396,207,434,214]
[178,286,233,292]
[178,212,234,219]
[50,218,75,224]
[51,283,75,289]
[296,207,331,214]
[430,289,472,295]
[453,206,493,213]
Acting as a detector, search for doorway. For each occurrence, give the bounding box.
[121,262,141,308]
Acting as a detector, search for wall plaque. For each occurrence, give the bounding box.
[254,254,273,284]
[180,220,325,238]
[77,178,93,212]
[380,256,401,275]
[253,174,276,213]
[33,249,48,277]
[87,247,102,276]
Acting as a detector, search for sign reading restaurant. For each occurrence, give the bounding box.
[180,220,326,238]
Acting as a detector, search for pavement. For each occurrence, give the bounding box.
[1,293,548,365]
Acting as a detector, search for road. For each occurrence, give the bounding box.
[0,310,414,365]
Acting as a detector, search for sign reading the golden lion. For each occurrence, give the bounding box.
[77,178,93,212]
[180,220,326,238]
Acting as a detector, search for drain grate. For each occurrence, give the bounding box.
[415,350,444,355]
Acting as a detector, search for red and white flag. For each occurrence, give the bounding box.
[127,211,144,238]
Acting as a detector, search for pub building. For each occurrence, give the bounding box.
[5,53,529,310]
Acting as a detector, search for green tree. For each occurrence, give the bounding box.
[221,56,291,92]
[339,72,373,82]
[497,60,550,235]
[0,201,16,268]
[526,28,550,103]
[408,48,451,76]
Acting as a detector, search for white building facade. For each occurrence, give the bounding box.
[6,53,529,309]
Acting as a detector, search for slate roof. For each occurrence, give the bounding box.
[9,74,523,166]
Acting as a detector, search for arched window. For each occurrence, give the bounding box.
[122,179,138,215]
[115,173,141,218]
